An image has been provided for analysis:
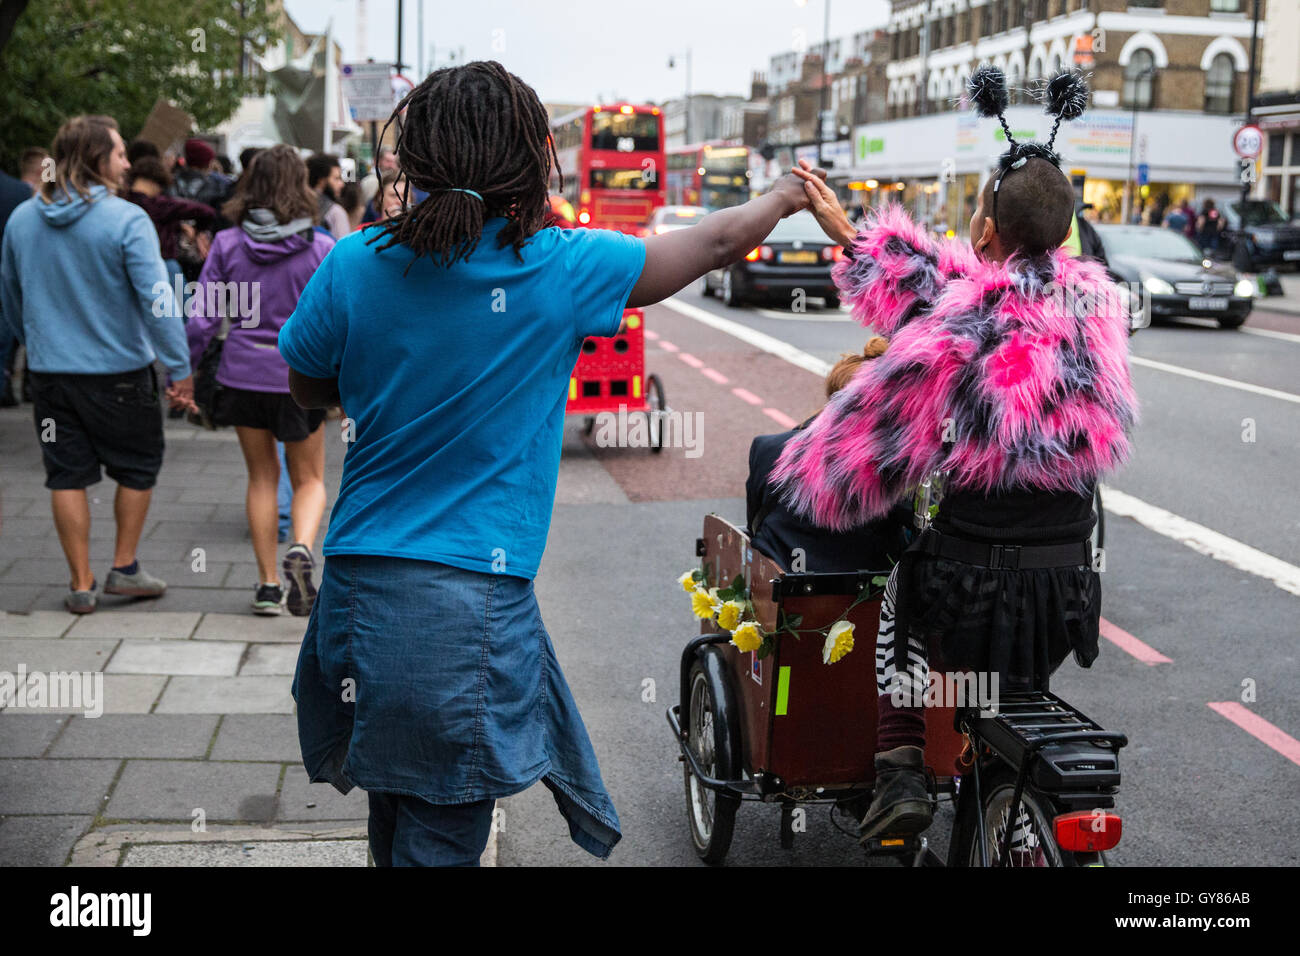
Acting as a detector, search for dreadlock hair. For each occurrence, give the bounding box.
[366,60,560,270]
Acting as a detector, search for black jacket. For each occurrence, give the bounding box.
[747,424,911,573]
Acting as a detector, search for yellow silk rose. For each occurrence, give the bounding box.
[678,571,697,593]
[823,619,855,664]
[691,587,718,620]
[716,600,745,632]
[731,621,762,653]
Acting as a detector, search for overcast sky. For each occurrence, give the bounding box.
[285,0,891,104]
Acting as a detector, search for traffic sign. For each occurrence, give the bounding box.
[1137,163,1149,186]
[1233,124,1263,159]
[342,62,398,122]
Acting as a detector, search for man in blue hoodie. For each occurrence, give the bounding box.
[0,115,194,614]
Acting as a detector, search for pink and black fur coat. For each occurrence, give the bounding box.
[770,205,1139,531]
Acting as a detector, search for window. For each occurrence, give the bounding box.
[1204,53,1234,113]
[1268,133,1285,167]
[1128,0,1163,7]
[1210,0,1241,11]
[981,5,992,37]
[1291,132,1300,165]
[1122,49,1156,109]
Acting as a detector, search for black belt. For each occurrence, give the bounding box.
[916,527,1091,571]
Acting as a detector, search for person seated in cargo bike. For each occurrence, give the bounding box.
[767,68,1138,844]
[746,336,911,574]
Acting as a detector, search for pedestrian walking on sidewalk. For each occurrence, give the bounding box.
[0,115,195,614]
[186,144,334,617]
[279,59,816,866]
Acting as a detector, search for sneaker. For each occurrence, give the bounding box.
[282,544,317,617]
[65,579,99,614]
[857,745,934,843]
[252,583,285,616]
[103,565,167,598]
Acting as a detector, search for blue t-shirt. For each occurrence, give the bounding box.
[278,218,646,578]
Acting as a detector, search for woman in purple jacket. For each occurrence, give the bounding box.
[187,145,334,616]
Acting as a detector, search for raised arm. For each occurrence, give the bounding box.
[625,166,816,309]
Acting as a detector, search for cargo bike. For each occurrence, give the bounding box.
[667,506,1128,866]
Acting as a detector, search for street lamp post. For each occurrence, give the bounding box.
[1242,0,1261,206]
[818,0,831,165]
[668,50,693,145]
[1123,66,1156,225]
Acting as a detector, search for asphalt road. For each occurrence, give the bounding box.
[499,289,1300,867]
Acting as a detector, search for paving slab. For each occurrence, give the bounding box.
[68,823,367,866]
[106,640,244,677]
[104,760,281,822]
[0,638,118,675]
[0,714,68,756]
[0,758,119,813]
[193,613,308,644]
[0,611,72,638]
[209,714,301,762]
[65,611,201,640]
[50,714,219,759]
[276,766,369,822]
[240,644,300,676]
[122,837,367,866]
[0,814,95,866]
[154,676,294,714]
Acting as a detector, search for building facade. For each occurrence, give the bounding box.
[1254,0,1300,216]
[859,0,1265,228]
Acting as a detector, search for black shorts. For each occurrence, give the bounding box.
[29,367,165,491]
[213,386,326,442]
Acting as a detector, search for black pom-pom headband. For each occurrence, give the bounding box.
[967,65,1090,228]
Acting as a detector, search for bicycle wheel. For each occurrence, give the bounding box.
[950,765,1100,867]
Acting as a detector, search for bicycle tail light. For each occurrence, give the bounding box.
[1054,811,1122,852]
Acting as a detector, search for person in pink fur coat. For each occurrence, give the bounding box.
[771,69,1139,846]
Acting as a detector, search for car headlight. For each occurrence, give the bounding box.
[1234,278,1255,298]
[1252,231,1274,247]
[1143,276,1175,296]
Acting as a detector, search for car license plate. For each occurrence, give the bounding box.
[779,250,818,264]
[1284,250,1300,261]
[1188,297,1228,310]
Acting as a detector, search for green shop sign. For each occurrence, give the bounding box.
[856,134,885,162]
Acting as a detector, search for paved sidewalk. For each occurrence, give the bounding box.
[0,403,378,865]
[1252,272,1300,315]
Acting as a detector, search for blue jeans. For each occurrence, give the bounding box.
[367,792,495,866]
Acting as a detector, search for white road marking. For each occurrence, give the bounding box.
[1129,355,1300,405]
[1243,326,1300,345]
[656,295,1300,597]
[1102,485,1300,598]
[663,297,832,377]
[754,307,854,323]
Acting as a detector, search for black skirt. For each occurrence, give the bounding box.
[895,484,1101,692]
[903,556,1100,692]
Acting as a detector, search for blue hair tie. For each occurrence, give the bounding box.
[441,188,483,201]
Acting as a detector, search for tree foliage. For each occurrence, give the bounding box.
[0,0,281,172]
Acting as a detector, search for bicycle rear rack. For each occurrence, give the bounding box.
[964,691,1128,794]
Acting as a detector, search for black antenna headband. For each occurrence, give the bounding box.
[966,66,1089,229]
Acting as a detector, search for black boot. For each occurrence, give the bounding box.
[858,745,933,842]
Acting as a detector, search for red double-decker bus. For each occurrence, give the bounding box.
[550,103,665,234]
[665,142,753,210]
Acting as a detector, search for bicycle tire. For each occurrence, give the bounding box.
[949,764,1103,867]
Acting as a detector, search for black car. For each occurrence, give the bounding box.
[701,211,842,309]
[1217,199,1300,272]
[1094,224,1254,329]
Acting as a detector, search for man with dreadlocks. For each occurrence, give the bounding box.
[772,68,1138,848]
[277,60,818,866]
